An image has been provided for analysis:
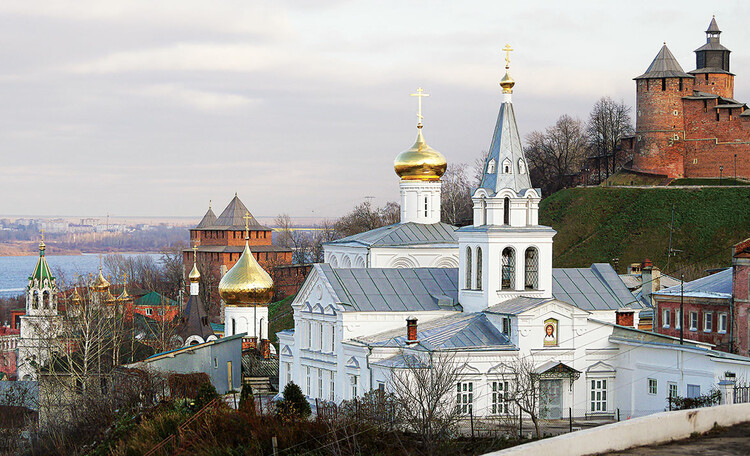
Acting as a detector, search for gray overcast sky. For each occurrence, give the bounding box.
[1,1,747,219]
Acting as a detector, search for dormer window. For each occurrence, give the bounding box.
[487,159,496,174]
[518,159,526,174]
[502,159,511,174]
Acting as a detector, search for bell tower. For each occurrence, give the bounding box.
[17,237,61,380]
[458,45,556,314]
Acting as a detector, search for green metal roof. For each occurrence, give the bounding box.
[134,291,178,307]
[28,245,54,286]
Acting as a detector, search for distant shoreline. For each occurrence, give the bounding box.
[0,242,164,257]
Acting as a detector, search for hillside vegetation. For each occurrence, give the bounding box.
[540,187,750,278]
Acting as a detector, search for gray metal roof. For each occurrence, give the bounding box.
[318,264,460,312]
[707,16,721,33]
[653,268,732,300]
[196,206,217,229]
[552,264,641,311]
[326,221,457,248]
[635,45,693,80]
[486,296,551,315]
[201,195,270,231]
[477,98,534,196]
[361,312,512,350]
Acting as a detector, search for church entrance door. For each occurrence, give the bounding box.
[539,379,563,419]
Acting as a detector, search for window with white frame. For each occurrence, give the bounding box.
[319,322,324,350]
[668,382,678,400]
[675,310,682,330]
[719,313,728,333]
[318,369,324,398]
[146,308,153,316]
[590,379,608,413]
[703,312,713,332]
[329,371,336,401]
[285,362,292,385]
[306,366,311,396]
[662,309,670,328]
[648,378,657,395]
[330,324,336,352]
[491,380,509,414]
[689,312,698,331]
[349,374,359,399]
[307,321,313,347]
[457,382,473,415]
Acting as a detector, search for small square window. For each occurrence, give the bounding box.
[648,378,657,395]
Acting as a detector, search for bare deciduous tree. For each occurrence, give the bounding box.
[525,115,589,195]
[587,97,634,182]
[499,355,548,438]
[390,350,463,455]
[440,163,473,226]
[334,201,400,238]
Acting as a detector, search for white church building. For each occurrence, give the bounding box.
[279,59,750,420]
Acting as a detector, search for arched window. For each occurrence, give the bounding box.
[518,159,526,174]
[524,247,539,290]
[502,159,511,174]
[487,159,496,174]
[32,291,39,309]
[502,247,515,290]
[465,247,472,290]
[503,197,510,225]
[424,196,429,218]
[481,198,487,225]
[476,247,483,290]
[42,291,49,309]
[231,318,236,336]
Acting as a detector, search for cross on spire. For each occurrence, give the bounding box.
[502,44,513,69]
[243,212,252,240]
[193,245,198,263]
[410,87,430,127]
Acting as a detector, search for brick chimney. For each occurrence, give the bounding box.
[406,316,418,344]
[259,339,271,359]
[641,261,661,307]
[616,309,635,327]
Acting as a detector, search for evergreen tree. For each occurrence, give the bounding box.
[238,382,255,415]
[277,382,311,419]
[194,382,219,410]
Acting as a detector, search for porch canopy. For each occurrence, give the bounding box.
[534,361,581,381]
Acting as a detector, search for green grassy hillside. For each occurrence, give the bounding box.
[540,187,750,278]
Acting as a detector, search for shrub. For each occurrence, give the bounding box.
[194,382,220,411]
[668,388,722,410]
[276,382,311,419]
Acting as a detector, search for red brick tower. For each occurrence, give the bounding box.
[732,238,750,355]
[689,16,734,98]
[632,45,694,177]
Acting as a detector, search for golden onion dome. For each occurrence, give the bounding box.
[72,287,82,303]
[118,287,130,301]
[218,242,274,306]
[105,290,116,303]
[189,263,201,283]
[92,269,110,292]
[500,70,515,93]
[394,127,447,181]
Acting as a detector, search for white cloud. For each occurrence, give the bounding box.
[66,43,286,74]
[133,84,261,112]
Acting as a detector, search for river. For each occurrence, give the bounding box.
[0,253,163,299]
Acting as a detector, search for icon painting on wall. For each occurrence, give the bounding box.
[544,318,558,346]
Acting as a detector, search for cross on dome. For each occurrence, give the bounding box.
[502,43,513,69]
[410,87,430,127]
[243,211,252,240]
